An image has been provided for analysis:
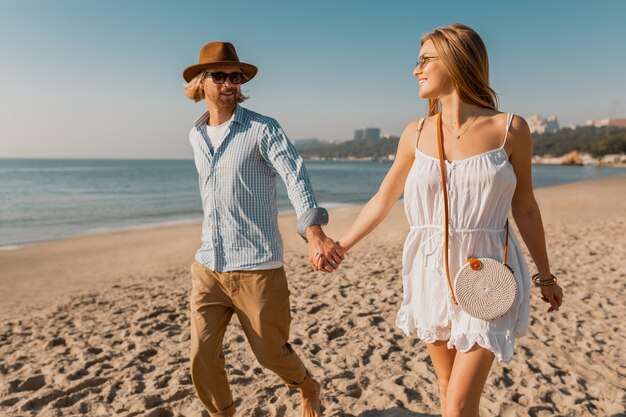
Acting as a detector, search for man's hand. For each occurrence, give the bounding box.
[306,225,345,272]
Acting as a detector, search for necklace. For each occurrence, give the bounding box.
[442,116,478,139]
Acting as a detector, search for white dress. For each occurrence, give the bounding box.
[396,113,531,363]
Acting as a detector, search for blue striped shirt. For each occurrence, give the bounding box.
[189,105,325,272]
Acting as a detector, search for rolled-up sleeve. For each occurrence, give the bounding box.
[260,119,328,240]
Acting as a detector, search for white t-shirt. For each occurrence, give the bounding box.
[242,260,284,271]
[204,115,233,149]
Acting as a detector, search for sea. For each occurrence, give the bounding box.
[1,159,624,249]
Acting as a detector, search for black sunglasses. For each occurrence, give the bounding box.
[203,71,245,85]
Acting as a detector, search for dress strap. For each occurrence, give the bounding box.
[501,113,514,148]
[415,118,426,149]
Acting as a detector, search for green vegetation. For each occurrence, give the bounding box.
[295,126,626,160]
[532,126,626,157]
[296,137,399,160]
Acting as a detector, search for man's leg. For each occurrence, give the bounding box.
[232,267,321,417]
[189,260,236,417]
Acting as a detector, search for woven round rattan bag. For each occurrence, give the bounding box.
[453,258,518,320]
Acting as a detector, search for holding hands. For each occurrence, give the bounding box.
[305,225,345,272]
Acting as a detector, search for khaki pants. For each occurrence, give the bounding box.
[189,260,310,417]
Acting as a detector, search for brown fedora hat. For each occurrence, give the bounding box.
[183,41,258,83]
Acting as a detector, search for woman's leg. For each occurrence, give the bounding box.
[426,341,457,417]
[445,344,495,417]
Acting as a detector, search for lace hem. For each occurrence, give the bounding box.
[395,308,527,363]
[395,308,451,342]
[448,327,527,363]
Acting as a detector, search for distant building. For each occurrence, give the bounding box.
[528,114,559,134]
[354,127,382,140]
[585,118,626,128]
[586,118,609,127]
[611,119,626,128]
[364,127,381,140]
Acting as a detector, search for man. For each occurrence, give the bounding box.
[183,41,343,417]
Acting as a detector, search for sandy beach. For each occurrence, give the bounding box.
[1,175,625,417]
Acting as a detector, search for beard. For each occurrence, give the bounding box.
[207,88,240,109]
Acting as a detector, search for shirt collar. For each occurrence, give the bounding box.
[194,105,245,131]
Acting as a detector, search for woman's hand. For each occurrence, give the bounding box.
[540,283,563,312]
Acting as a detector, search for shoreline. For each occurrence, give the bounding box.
[2,171,625,252]
[0,203,356,252]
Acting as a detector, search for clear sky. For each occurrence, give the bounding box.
[1,0,625,159]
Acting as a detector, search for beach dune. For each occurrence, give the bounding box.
[1,176,625,416]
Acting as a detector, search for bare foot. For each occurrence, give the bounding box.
[299,378,321,417]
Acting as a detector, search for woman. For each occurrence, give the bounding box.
[329,24,563,417]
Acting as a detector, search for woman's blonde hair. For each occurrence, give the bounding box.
[421,23,498,116]
[183,71,249,103]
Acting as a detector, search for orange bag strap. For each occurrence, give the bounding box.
[436,113,510,304]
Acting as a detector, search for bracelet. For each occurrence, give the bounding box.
[532,273,558,287]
